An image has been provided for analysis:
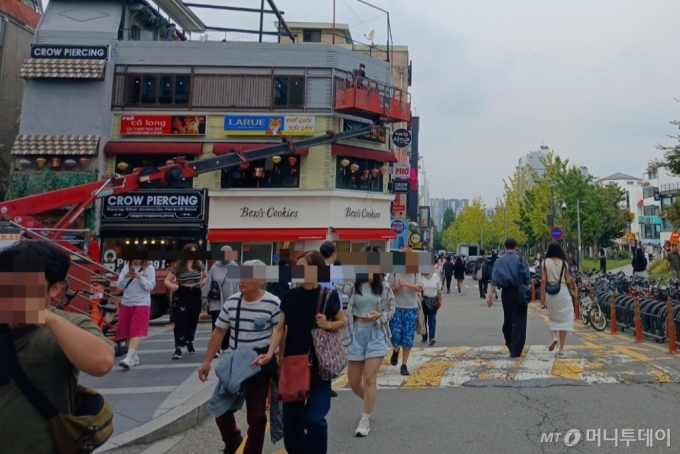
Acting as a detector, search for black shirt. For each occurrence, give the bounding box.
[280,286,341,364]
[443,261,454,276]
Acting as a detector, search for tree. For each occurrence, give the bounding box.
[443,198,490,250]
[666,197,680,229]
[432,221,445,251]
[442,207,456,232]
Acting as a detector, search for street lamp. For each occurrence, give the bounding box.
[576,200,586,271]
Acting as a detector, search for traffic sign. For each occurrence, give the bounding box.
[392,163,410,179]
[550,226,564,241]
[392,129,412,148]
[391,219,406,234]
[391,180,410,194]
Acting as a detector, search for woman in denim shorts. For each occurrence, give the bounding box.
[337,271,395,438]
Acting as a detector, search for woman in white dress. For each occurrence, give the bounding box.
[540,241,575,356]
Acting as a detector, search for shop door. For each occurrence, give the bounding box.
[242,243,273,265]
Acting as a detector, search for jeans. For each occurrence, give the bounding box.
[209,310,230,351]
[479,278,489,297]
[173,286,202,348]
[500,286,528,357]
[215,373,270,454]
[283,370,332,454]
[422,306,437,340]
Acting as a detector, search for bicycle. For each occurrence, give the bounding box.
[578,289,607,331]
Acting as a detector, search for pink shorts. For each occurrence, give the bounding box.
[117,304,151,339]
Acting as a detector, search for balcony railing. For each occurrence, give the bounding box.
[334,76,411,123]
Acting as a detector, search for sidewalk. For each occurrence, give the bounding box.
[89,322,220,452]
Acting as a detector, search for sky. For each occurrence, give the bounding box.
[44,0,680,205]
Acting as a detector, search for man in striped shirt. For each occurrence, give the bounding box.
[198,259,280,454]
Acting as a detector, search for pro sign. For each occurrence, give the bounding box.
[392,163,411,179]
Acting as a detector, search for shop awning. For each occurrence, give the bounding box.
[20,59,106,80]
[334,228,396,240]
[104,142,203,155]
[208,228,326,242]
[331,144,398,163]
[212,143,309,156]
[11,135,100,155]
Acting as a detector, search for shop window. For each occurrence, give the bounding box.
[303,30,321,43]
[221,155,300,189]
[124,74,192,106]
[101,236,204,273]
[335,157,384,192]
[114,155,194,188]
[273,76,305,107]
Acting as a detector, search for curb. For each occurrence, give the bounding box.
[96,385,214,452]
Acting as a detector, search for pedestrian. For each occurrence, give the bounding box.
[198,260,281,454]
[489,250,500,300]
[117,244,156,369]
[202,245,239,358]
[253,250,345,454]
[0,240,114,454]
[486,238,531,358]
[540,242,575,357]
[164,243,207,360]
[420,265,442,345]
[534,253,542,268]
[566,252,578,274]
[319,241,341,399]
[265,258,291,301]
[443,256,454,293]
[666,244,680,279]
[632,247,648,278]
[452,256,466,293]
[436,254,446,286]
[645,243,654,262]
[474,250,492,299]
[598,248,607,273]
[336,269,395,437]
[387,248,424,376]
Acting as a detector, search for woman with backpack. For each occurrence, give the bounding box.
[117,244,156,370]
[540,241,575,357]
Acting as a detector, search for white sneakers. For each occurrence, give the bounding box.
[355,418,370,437]
[119,355,139,370]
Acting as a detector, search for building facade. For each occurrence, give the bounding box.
[519,145,549,187]
[597,172,642,244]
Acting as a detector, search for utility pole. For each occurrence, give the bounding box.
[480,220,484,250]
[577,200,586,271]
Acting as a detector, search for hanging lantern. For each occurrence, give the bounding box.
[288,156,297,167]
[341,158,350,168]
[371,168,379,178]
[117,161,129,171]
[239,162,250,170]
[19,159,31,169]
[36,157,47,168]
[166,159,174,166]
[79,157,90,168]
[380,165,388,175]
[272,156,282,164]
[350,163,359,173]
[64,159,77,169]
[50,157,61,169]
[254,167,265,178]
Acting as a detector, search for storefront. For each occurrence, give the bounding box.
[207,189,396,264]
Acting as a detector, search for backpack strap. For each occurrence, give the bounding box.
[233,295,243,349]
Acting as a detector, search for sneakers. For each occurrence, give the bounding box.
[119,356,139,370]
[355,418,370,437]
[172,348,182,360]
[421,336,428,344]
[429,339,436,346]
[400,364,410,376]
[187,343,196,354]
[390,350,399,366]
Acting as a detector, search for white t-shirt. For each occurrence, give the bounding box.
[388,273,424,309]
[116,263,156,306]
[215,291,281,350]
[422,273,441,298]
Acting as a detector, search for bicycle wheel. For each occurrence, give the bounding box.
[590,305,607,331]
[579,298,589,325]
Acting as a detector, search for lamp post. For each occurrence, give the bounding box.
[480,219,484,250]
[577,200,586,271]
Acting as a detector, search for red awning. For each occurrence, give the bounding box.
[212,143,309,156]
[208,228,326,242]
[335,228,396,240]
[331,144,398,163]
[637,200,644,206]
[104,142,203,155]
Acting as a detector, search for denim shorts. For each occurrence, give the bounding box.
[347,322,387,361]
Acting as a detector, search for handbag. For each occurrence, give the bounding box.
[518,257,532,306]
[312,288,348,381]
[207,271,229,301]
[1,328,113,454]
[423,296,438,312]
[544,260,565,296]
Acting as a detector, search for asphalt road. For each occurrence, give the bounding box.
[105,279,680,454]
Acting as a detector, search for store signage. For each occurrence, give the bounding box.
[31,44,109,60]
[240,207,299,218]
[345,207,381,219]
[392,129,412,148]
[392,180,410,194]
[343,120,387,144]
[392,163,410,179]
[101,190,205,222]
[120,115,206,135]
[223,115,315,136]
[391,205,406,211]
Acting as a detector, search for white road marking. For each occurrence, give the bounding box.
[514,346,556,380]
[140,435,184,454]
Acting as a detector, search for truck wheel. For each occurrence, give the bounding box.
[150,294,170,320]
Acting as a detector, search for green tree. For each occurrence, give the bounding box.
[432,221,444,251]
[666,197,680,229]
[442,207,456,232]
[443,198,490,249]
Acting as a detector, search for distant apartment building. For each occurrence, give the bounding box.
[430,197,468,230]
[597,172,642,242]
[519,145,549,187]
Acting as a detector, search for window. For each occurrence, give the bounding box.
[643,205,659,216]
[335,157,385,192]
[643,186,658,199]
[221,155,301,189]
[273,76,305,107]
[124,74,191,106]
[114,155,193,188]
[303,30,322,42]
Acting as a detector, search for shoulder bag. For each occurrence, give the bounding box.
[544,260,566,296]
[278,288,325,402]
[312,288,348,381]
[207,270,229,301]
[518,257,532,306]
[1,327,114,454]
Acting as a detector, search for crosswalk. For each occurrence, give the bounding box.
[331,344,680,389]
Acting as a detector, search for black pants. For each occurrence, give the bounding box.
[479,278,489,297]
[600,258,606,273]
[210,310,230,351]
[500,286,528,357]
[173,286,202,348]
[445,275,452,292]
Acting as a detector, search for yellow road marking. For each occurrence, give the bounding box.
[612,345,654,362]
[647,367,674,383]
[403,359,455,387]
[236,423,270,454]
[551,359,584,380]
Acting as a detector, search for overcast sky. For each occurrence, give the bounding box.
[44,0,680,204]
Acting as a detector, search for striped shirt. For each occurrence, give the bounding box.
[170,264,204,286]
[214,291,281,350]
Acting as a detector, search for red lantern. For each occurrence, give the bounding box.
[50,157,61,169]
[288,156,297,167]
[350,163,359,173]
[380,165,388,175]
[239,163,250,170]
[371,168,379,178]
[79,157,90,168]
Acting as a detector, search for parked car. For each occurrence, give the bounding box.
[465,256,478,275]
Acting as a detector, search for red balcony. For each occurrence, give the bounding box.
[335,77,411,123]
